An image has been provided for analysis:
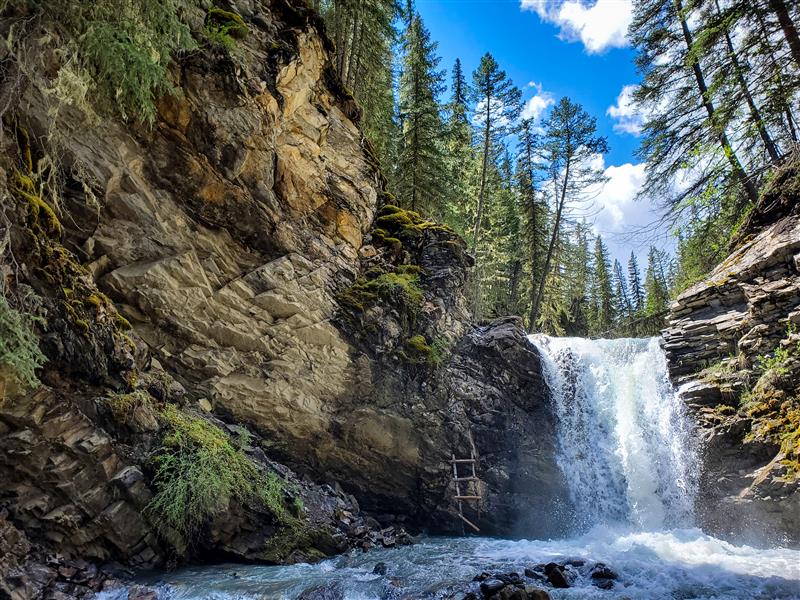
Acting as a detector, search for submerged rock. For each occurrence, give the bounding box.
[296,582,344,600]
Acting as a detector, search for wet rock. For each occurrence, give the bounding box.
[523,567,545,581]
[590,563,618,580]
[296,582,344,600]
[593,579,614,590]
[496,573,523,585]
[480,578,505,596]
[543,563,569,589]
[127,585,158,600]
[373,562,388,575]
[663,173,800,546]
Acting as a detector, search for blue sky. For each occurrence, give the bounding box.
[416,0,670,266]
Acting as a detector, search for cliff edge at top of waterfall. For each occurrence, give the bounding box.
[662,157,800,547]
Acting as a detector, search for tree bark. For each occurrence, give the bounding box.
[768,0,800,69]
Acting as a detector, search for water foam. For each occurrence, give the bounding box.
[529,336,698,531]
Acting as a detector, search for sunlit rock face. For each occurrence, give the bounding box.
[662,163,800,547]
[0,1,571,578]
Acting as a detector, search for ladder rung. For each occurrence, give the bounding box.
[457,513,480,532]
[454,495,480,500]
[450,459,475,463]
[454,476,477,481]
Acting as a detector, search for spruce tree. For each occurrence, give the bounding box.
[612,259,633,321]
[443,58,475,235]
[319,0,398,167]
[518,118,548,332]
[396,12,448,216]
[644,246,671,316]
[590,235,615,335]
[469,54,521,317]
[628,251,645,314]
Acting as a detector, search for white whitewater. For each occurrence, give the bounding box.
[99,336,800,600]
[528,335,698,532]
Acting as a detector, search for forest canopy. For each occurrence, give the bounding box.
[314,0,799,337]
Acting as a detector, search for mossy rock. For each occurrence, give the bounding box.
[339,270,423,315]
[372,204,454,248]
[205,7,248,39]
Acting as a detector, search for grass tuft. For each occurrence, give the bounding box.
[147,405,287,541]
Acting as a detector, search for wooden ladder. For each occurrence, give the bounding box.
[451,452,480,533]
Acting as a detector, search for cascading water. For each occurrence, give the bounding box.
[529,335,698,533]
[99,336,800,600]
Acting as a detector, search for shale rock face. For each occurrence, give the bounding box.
[1,0,566,581]
[662,161,800,546]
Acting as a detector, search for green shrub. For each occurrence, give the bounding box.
[0,296,46,388]
[203,7,248,50]
[147,405,286,540]
[756,346,791,375]
[8,0,196,124]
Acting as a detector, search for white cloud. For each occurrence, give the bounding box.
[521,83,555,122]
[595,161,647,229]
[607,84,643,136]
[520,0,633,54]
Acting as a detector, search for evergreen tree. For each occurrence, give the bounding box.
[395,13,448,215]
[443,58,474,235]
[589,235,615,335]
[469,53,521,317]
[630,0,756,223]
[529,97,608,330]
[613,259,633,319]
[644,246,671,316]
[518,118,548,332]
[319,0,398,167]
[628,251,645,314]
[563,223,592,335]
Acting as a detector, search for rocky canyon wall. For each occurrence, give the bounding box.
[0,1,568,593]
[662,159,800,546]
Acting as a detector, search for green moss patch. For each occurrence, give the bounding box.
[372,204,453,249]
[339,270,424,314]
[204,7,248,50]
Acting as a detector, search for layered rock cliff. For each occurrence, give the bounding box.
[0,0,568,592]
[662,158,800,546]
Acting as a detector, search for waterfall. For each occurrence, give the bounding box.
[529,335,698,532]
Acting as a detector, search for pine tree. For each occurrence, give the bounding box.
[469,53,521,317]
[395,12,448,216]
[628,252,645,314]
[529,97,608,330]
